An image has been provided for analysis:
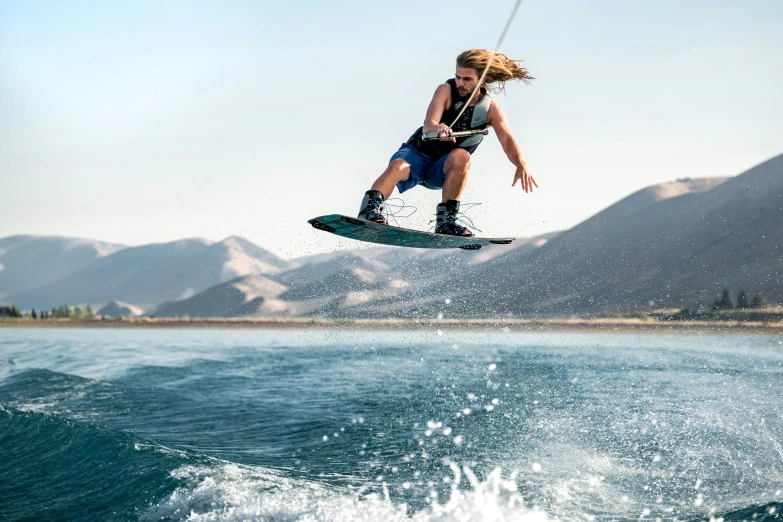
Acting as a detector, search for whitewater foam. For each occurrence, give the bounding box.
[144,462,550,522]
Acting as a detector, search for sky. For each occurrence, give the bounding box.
[1,0,782,260]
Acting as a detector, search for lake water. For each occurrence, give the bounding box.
[1,327,782,521]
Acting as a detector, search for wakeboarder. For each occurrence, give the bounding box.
[357,48,537,237]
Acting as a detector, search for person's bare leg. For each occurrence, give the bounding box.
[441,149,471,202]
[370,159,412,199]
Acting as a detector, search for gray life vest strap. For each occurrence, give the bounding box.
[470,93,492,128]
[456,94,492,149]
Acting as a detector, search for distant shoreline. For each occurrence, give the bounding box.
[1,317,781,334]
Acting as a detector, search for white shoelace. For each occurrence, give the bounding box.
[428,202,483,234]
[381,198,417,228]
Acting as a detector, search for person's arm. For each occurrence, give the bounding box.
[422,84,455,142]
[488,100,538,193]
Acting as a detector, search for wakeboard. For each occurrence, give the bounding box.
[308,214,513,250]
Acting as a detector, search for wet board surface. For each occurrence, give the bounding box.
[308,214,514,250]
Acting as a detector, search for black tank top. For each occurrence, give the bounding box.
[407,79,489,160]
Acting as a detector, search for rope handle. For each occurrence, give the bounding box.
[422,129,489,141]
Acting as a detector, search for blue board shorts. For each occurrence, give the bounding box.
[389,143,451,194]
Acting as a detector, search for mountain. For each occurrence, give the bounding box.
[3,153,780,317]
[154,274,294,318]
[97,301,145,318]
[299,234,557,318]
[7,236,291,310]
[407,153,783,317]
[0,235,126,301]
[151,235,555,318]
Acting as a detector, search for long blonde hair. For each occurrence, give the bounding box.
[456,48,533,93]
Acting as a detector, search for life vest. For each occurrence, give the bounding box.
[407,78,492,159]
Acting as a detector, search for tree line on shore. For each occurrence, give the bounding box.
[666,289,775,321]
[2,304,95,319]
[712,289,766,310]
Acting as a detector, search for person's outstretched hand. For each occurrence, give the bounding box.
[512,164,538,193]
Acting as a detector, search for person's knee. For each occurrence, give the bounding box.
[447,149,471,170]
[388,158,411,180]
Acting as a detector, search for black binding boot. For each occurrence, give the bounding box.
[435,199,473,236]
[358,190,387,225]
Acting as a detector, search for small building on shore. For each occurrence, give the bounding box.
[0,307,13,318]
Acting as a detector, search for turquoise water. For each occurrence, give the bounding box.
[1,328,782,521]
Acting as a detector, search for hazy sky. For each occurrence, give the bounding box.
[2,0,782,259]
